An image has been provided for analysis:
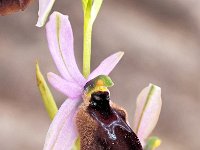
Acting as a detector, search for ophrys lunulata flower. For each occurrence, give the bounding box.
[76,75,142,150]
[43,12,124,150]
[41,11,161,150]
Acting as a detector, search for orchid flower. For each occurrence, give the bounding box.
[36,1,162,149]
[39,11,162,150]
[43,11,124,149]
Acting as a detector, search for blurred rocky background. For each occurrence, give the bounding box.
[0,0,200,149]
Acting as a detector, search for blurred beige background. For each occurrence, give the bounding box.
[0,0,200,149]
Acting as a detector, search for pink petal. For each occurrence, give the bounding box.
[133,84,162,144]
[88,51,124,80]
[44,98,81,150]
[47,72,83,98]
[36,0,55,27]
[46,12,86,86]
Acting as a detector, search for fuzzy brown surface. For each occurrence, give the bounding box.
[0,0,33,15]
[76,101,133,150]
[76,103,98,150]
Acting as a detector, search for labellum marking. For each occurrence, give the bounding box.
[87,91,143,150]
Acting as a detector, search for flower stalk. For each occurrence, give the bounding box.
[82,0,103,77]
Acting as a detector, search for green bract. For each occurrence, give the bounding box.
[36,62,58,120]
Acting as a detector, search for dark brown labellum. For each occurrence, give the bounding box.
[76,91,143,150]
[88,91,143,150]
[0,0,33,15]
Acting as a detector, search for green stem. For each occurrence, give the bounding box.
[83,21,92,78]
[82,0,103,78]
[82,0,92,78]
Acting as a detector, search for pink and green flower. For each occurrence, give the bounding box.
[36,1,162,150]
[36,12,162,150]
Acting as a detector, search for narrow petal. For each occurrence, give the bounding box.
[36,0,56,27]
[133,84,162,144]
[47,72,83,98]
[88,51,124,80]
[44,98,81,150]
[46,12,86,86]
